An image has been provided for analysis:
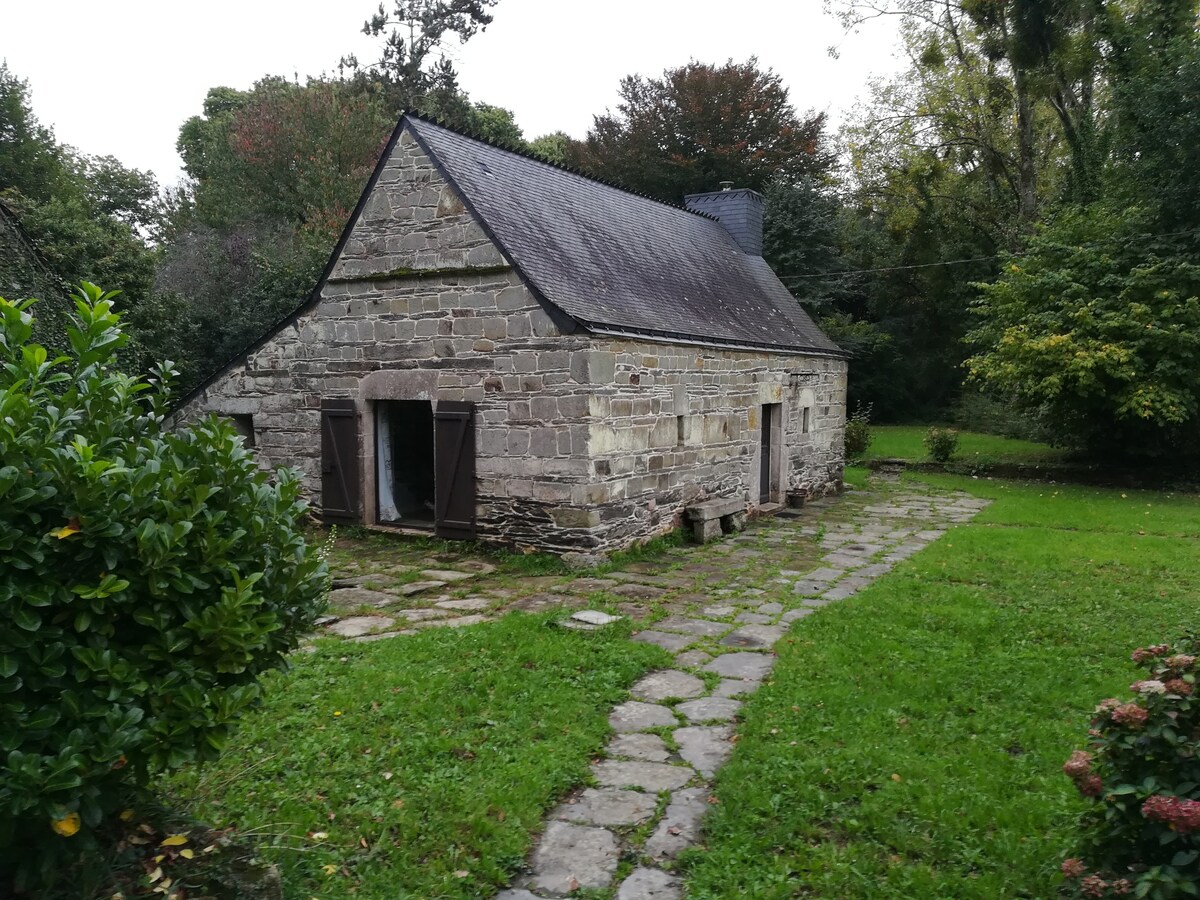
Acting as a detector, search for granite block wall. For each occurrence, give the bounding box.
[179,126,847,553]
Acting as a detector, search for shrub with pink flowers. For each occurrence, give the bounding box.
[1060,635,1200,898]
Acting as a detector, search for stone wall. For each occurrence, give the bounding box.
[179,125,847,554]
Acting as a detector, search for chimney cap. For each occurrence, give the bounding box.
[720,180,734,191]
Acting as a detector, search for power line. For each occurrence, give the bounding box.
[776,226,1200,283]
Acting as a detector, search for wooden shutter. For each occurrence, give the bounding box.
[434,401,476,539]
[321,398,360,521]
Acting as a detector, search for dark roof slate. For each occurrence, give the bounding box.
[406,117,842,356]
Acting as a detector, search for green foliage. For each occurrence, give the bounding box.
[528,130,571,164]
[923,426,959,462]
[762,177,844,306]
[0,285,327,891]
[844,403,873,459]
[1060,637,1200,899]
[569,58,832,204]
[967,205,1200,457]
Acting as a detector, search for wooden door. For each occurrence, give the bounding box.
[433,401,476,539]
[321,398,360,521]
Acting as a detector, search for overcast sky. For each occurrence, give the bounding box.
[3,1,902,187]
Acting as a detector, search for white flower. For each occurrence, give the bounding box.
[1136,680,1167,694]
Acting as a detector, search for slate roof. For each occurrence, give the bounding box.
[406,117,843,356]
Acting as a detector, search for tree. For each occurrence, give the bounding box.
[529,131,571,164]
[0,63,67,205]
[346,0,500,120]
[568,58,833,204]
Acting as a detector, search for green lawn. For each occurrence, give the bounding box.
[168,614,667,899]
[863,425,1068,466]
[682,474,1200,898]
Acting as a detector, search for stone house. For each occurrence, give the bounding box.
[177,114,848,553]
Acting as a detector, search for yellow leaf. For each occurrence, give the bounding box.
[51,812,80,837]
[51,518,81,539]
[148,866,163,883]
[179,849,194,860]
[160,834,188,847]
[119,809,135,822]
[321,864,338,875]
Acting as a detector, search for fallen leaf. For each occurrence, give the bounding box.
[668,826,682,835]
[147,867,163,884]
[179,849,195,860]
[51,812,81,837]
[119,809,135,822]
[160,834,188,847]
[309,831,328,841]
[453,870,469,878]
[321,864,338,876]
[891,773,902,782]
[51,518,81,539]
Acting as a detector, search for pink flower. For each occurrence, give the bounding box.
[1080,874,1108,897]
[1142,795,1200,833]
[1077,775,1104,797]
[1131,679,1167,695]
[1110,879,1132,897]
[1133,644,1171,664]
[1166,654,1196,670]
[1164,678,1193,696]
[1094,698,1122,716]
[1111,703,1149,729]
[1063,750,1093,779]
[1061,858,1087,878]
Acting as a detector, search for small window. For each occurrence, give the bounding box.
[801,407,811,434]
[229,414,255,448]
[677,415,687,446]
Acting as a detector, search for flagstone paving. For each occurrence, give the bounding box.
[317,476,990,898]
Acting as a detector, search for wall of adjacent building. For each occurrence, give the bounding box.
[178,126,847,554]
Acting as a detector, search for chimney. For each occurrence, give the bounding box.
[684,186,764,256]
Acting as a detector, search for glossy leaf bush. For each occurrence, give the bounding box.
[1061,636,1200,899]
[0,284,327,888]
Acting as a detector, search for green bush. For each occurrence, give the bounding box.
[844,403,873,459]
[1060,635,1200,899]
[0,284,327,890]
[923,426,959,462]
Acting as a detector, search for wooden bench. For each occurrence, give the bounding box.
[684,497,748,544]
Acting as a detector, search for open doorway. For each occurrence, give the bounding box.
[376,400,435,527]
[760,403,782,504]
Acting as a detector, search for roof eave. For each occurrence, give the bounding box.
[582,323,849,359]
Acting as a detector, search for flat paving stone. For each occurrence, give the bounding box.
[704,651,775,681]
[419,569,475,582]
[781,607,816,624]
[652,616,732,637]
[856,563,894,577]
[757,602,784,615]
[396,608,452,622]
[326,587,399,609]
[325,615,395,637]
[701,605,737,617]
[611,583,667,600]
[805,567,844,582]
[592,760,694,792]
[616,867,682,900]
[609,701,677,732]
[822,584,860,601]
[607,732,671,763]
[676,697,743,724]
[645,787,709,860]
[560,577,620,593]
[674,725,734,776]
[721,624,784,649]
[554,788,658,826]
[630,670,706,702]
[496,891,546,900]
[434,597,492,611]
[733,612,773,625]
[396,580,447,596]
[529,821,619,894]
[631,631,693,652]
[674,649,713,668]
[713,678,760,698]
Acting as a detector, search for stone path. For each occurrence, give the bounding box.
[315,479,990,897]
[492,479,990,899]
